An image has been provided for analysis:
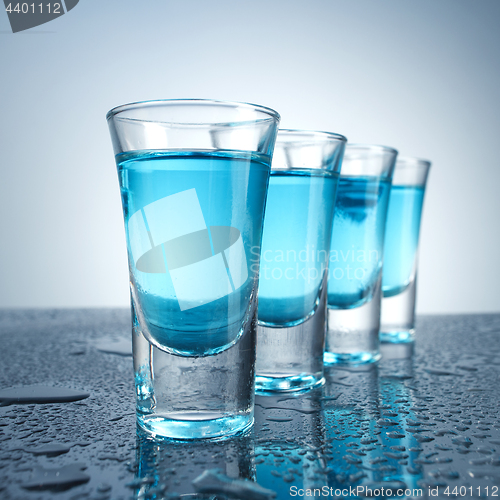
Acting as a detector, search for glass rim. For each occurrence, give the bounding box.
[345,143,398,156]
[106,98,281,125]
[396,156,432,169]
[277,128,347,144]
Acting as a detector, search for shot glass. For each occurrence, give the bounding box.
[380,157,431,343]
[106,99,280,439]
[325,144,397,364]
[255,130,346,392]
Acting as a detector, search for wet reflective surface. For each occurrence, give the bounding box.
[0,309,499,499]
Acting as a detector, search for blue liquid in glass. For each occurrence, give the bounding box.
[258,170,339,326]
[117,150,270,357]
[382,185,425,297]
[328,176,391,309]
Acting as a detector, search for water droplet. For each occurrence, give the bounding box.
[377,419,398,427]
[384,452,409,460]
[414,435,434,443]
[192,469,276,500]
[467,469,500,480]
[343,455,362,465]
[451,436,473,447]
[0,386,89,405]
[425,368,463,377]
[95,338,132,356]
[125,477,155,488]
[386,431,405,439]
[23,443,71,457]
[360,438,378,445]
[97,482,112,492]
[406,466,422,477]
[22,463,89,491]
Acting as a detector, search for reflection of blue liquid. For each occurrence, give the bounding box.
[382,186,425,297]
[328,177,391,309]
[258,170,339,326]
[135,426,255,498]
[117,150,270,356]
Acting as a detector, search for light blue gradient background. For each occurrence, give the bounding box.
[0,0,499,314]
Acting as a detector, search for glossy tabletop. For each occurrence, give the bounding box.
[0,310,499,499]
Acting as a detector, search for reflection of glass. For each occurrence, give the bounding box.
[325,145,397,365]
[107,99,280,439]
[256,130,346,392]
[381,157,431,343]
[377,344,423,494]
[254,390,326,493]
[323,364,380,489]
[379,341,415,380]
[323,361,425,495]
[133,426,255,499]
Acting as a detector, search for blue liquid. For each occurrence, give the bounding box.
[382,185,425,297]
[117,150,270,356]
[327,176,391,309]
[258,170,339,326]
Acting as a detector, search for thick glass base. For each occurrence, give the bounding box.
[256,277,327,393]
[324,350,380,365]
[325,276,381,364]
[137,412,254,441]
[381,277,417,344]
[256,373,325,393]
[132,299,257,441]
[379,329,415,343]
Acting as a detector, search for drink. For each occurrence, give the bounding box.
[325,144,397,364]
[117,150,270,356]
[382,185,425,298]
[328,176,391,309]
[258,170,339,326]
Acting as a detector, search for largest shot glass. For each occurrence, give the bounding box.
[256,130,346,392]
[106,99,280,439]
[325,144,397,364]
